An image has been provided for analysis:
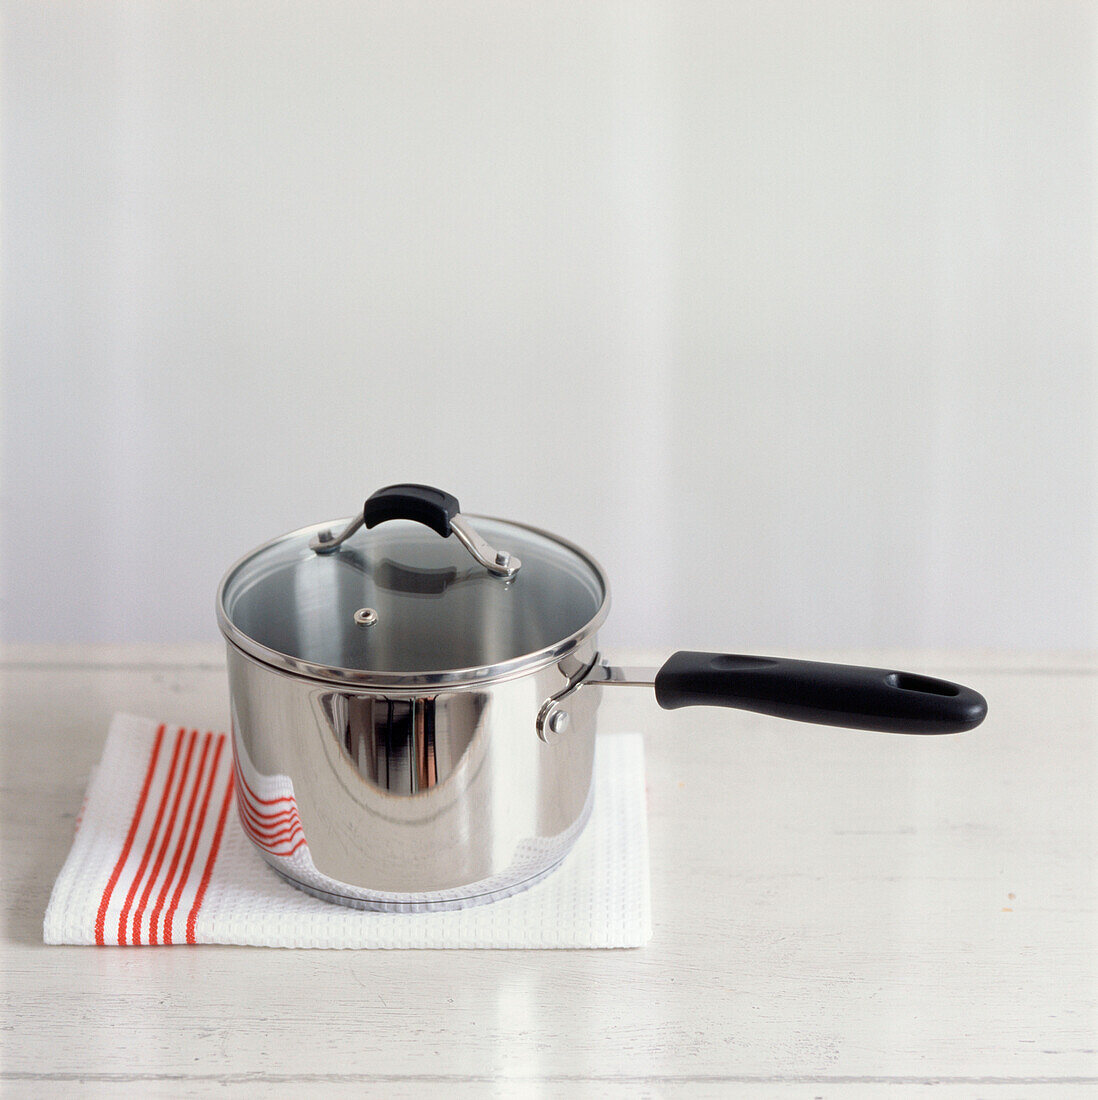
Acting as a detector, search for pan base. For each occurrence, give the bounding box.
[267,857,568,913]
[254,786,594,913]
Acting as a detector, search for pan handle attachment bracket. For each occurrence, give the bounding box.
[536,654,600,744]
[536,657,658,743]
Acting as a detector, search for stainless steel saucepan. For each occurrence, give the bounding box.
[216,484,987,911]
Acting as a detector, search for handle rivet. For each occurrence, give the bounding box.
[353,607,378,627]
[495,550,511,568]
[548,710,569,736]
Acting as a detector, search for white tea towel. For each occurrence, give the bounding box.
[44,714,651,948]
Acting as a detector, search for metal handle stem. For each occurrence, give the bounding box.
[596,665,658,687]
[449,515,521,577]
[311,510,520,577]
[310,515,365,553]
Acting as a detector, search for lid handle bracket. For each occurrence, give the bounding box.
[310,484,521,578]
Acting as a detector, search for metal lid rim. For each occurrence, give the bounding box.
[215,513,611,689]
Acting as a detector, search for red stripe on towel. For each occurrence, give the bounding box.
[185,772,235,944]
[130,729,198,945]
[117,727,186,945]
[147,732,213,945]
[163,735,226,945]
[94,724,166,946]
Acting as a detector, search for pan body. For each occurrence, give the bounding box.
[225,636,602,911]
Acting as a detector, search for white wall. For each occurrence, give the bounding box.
[2,1,1095,651]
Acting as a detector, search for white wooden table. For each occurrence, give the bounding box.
[2,645,1095,1097]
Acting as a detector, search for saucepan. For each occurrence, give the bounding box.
[216,483,987,911]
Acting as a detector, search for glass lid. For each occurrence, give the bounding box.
[217,486,609,687]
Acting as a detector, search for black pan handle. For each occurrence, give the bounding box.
[653,652,987,734]
[363,484,460,539]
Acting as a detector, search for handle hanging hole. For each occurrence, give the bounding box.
[888,672,960,697]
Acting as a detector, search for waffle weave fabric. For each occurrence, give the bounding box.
[44,713,651,949]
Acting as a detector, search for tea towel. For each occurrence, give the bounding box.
[44,714,651,948]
